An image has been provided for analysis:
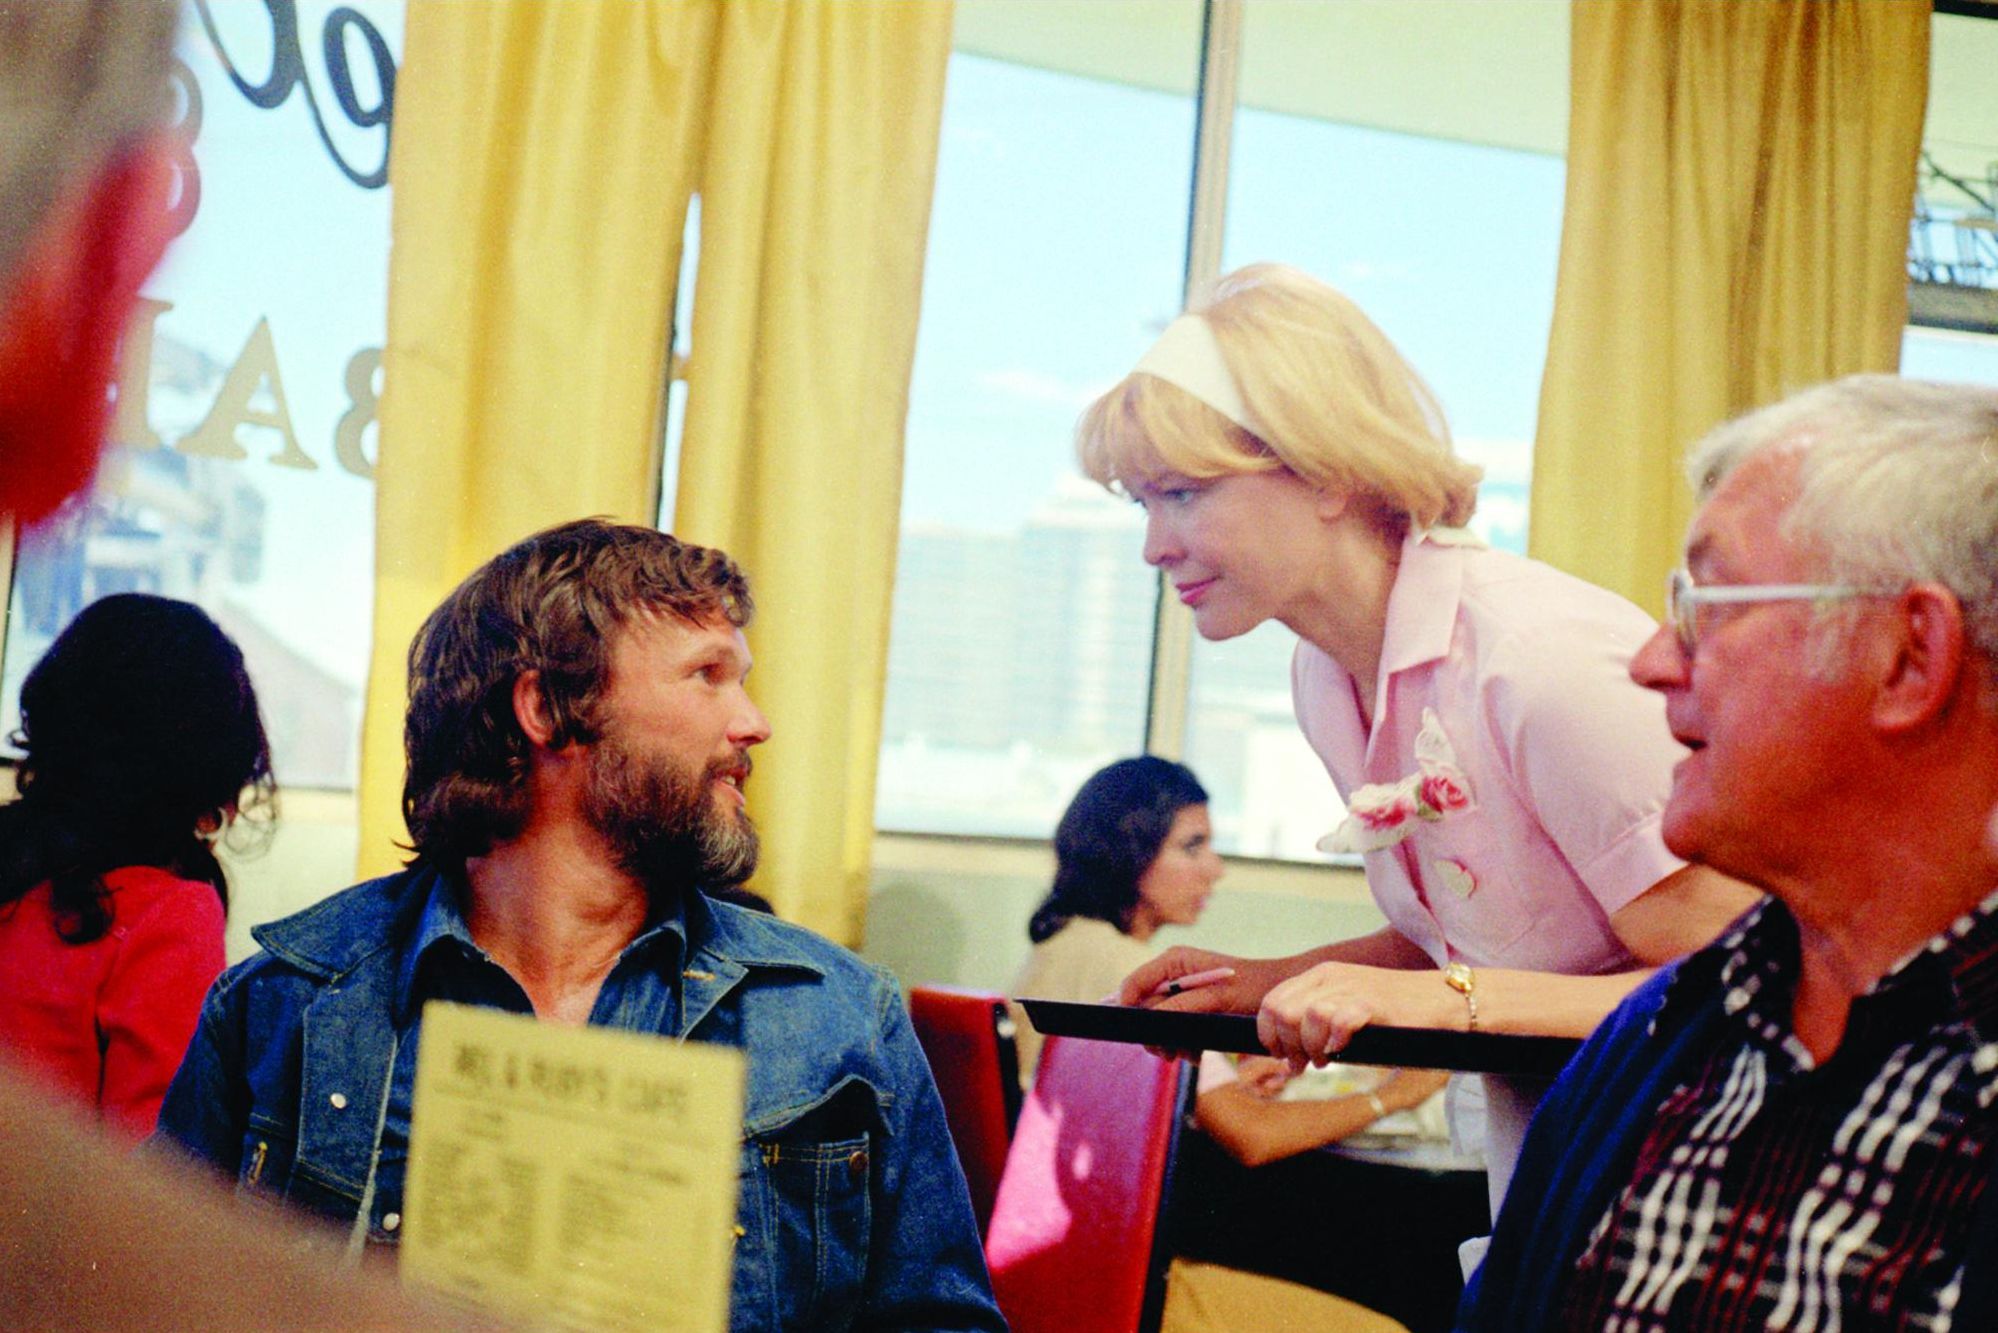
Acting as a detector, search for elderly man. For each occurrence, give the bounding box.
[1460,375,1998,1329]
[157,519,1003,1332]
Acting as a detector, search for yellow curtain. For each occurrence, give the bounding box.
[358,0,954,942]
[359,1,713,876]
[1527,0,1928,611]
[673,2,954,946]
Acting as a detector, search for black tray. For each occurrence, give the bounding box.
[1016,998,1581,1078]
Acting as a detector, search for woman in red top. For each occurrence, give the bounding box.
[0,593,273,1137]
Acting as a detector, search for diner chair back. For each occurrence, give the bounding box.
[908,984,1022,1235]
[985,1034,1194,1333]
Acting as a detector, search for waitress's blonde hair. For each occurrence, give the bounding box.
[1077,263,1483,533]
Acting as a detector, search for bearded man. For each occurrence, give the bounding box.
[156,518,1003,1333]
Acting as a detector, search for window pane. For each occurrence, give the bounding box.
[1,2,401,790]
[1908,12,1998,334]
[656,197,700,531]
[1903,15,1998,379]
[1903,326,1998,383]
[876,9,1203,838]
[1180,8,1566,860]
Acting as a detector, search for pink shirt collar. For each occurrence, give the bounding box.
[1377,526,1485,685]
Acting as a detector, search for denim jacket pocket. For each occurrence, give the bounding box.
[238,1112,363,1221]
[736,1075,886,1332]
[237,1114,296,1201]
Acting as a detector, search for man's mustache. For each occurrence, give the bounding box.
[707,751,754,787]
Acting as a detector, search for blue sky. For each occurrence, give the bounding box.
[900,53,1564,539]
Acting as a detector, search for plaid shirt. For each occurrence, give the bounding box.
[1558,890,1998,1332]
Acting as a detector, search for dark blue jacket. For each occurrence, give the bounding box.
[155,865,1003,1332]
[1457,947,1998,1330]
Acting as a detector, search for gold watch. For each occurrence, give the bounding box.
[1443,962,1479,1032]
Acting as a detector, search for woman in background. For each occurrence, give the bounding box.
[1015,753,1466,1331]
[1011,755,1221,1080]
[1082,263,1757,1217]
[0,593,273,1137]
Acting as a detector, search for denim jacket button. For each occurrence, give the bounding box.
[382,1212,401,1232]
[329,1092,349,1110]
[847,1149,869,1178]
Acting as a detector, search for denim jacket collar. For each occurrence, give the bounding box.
[252,863,830,1036]
[678,887,828,1036]
[251,863,435,982]
[243,864,833,1209]
[392,872,701,1029]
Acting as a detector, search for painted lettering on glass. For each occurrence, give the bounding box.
[191,0,397,189]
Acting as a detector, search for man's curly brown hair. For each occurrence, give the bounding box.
[402,518,752,871]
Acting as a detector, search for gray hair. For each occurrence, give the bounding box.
[1688,374,1998,689]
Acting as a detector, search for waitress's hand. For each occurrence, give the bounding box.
[1119,947,1273,1015]
[1118,948,1291,1064]
[1256,962,1461,1069]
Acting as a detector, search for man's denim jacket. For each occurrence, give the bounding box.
[155,866,1003,1332]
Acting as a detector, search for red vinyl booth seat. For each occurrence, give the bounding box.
[984,1034,1192,1333]
[908,985,1022,1236]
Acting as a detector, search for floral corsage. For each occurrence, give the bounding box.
[1319,709,1477,854]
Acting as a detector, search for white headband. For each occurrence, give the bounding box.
[1132,314,1268,441]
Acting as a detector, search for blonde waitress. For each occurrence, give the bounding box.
[1084,263,1758,1216]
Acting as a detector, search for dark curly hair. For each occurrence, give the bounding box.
[403,518,753,871]
[0,593,274,943]
[1027,756,1209,944]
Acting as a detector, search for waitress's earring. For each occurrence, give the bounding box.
[194,809,225,844]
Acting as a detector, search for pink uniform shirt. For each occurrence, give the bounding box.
[1294,529,1685,975]
[1292,530,1688,1207]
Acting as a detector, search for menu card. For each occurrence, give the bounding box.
[401,1002,744,1332]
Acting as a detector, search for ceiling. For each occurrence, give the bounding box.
[953,0,1568,158]
[953,1,1998,205]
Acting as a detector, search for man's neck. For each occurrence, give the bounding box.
[1784,833,1998,1063]
[462,823,656,1026]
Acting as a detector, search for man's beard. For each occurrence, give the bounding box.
[582,729,760,891]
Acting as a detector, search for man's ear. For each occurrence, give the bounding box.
[1876,582,1969,733]
[512,670,560,749]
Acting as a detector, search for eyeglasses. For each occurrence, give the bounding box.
[1665,567,1867,654]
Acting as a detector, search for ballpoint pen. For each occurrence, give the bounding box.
[1150,965,1236,999]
